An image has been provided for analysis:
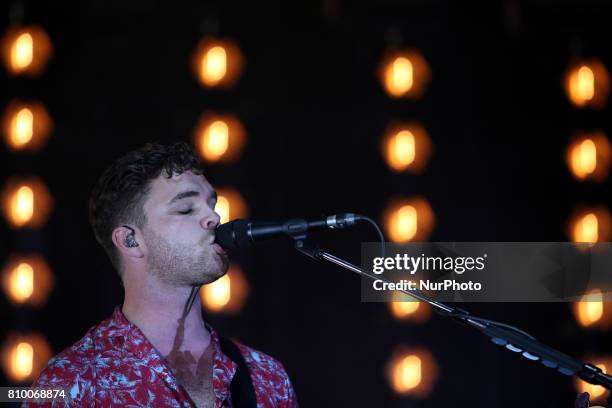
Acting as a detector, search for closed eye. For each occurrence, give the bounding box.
[177,208,194,215]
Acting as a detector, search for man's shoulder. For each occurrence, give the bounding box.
[234,341,284,371]
[33,325,98,389]
[235,341,291,383]
[233,341,298,406]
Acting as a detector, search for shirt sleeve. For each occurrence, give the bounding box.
[279,364,299,408]
[21,354,94,407]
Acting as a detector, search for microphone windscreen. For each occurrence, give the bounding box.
[215,219,252,250]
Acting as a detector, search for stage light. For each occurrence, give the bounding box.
[575,356,611,404]
[387,348,437,397]
[379,49,431,99]
[191,37,244,89]
[568,208,611,243]
[2,101,53,152]
[572,289,612,330]
[381,122,432,173]
[388,291,431,323]
[2,255,54,306]
[200,263,249,314]
[1,177,53,229]
[1,25,52,76]
[193,113,246,164]
[1,333,52,383]
[214,187,248,224]
[566,132,611,182]
[564,59,610,109]
[383,197,435,242]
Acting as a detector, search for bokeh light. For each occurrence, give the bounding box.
[379,49,431,99]
[2,101,53,152]
[572,289,612,330]
[1,333,52,383]
[388,291,431,323]
[1,177,53,229]
[191,37,244,89]
[387,347,438,397]
[200,263,249,314]
[1,25,53,76]
[564,59,610,109]
[566,132,611,182]
[575,356,611,404]
[214,187,248,224]
[1,255,54,306]
[381,122,432,173]
[568,207,611,243]
[383,197,435,242]
[193,113,246,164]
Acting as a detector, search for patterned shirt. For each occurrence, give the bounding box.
[25,307,298,407]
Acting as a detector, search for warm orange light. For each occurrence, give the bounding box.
[200,264,249,314]
[214,187,248,224]
[564,59,610,109]
[13,342,34,379]
[387,348,437,397]
[383,197,435,243]
[566,132,611,182]
[201,46,227,86]
[11,263,34,302]
[568,208,611,243]
[574,289,603,327]
[379,49,431,99]
[2,101,53,152]
[575,357,611,404]
[2,255,54,306]
[395,355,422,390]
[191,38,244,89]
[12,186,34,226]
[572,289,612,330]
[388,292,431,323]
[1,25,53,76]
[203,274,231,310]
[1,177,53,229]
[194,113,246,164]
[381,123,433,173]
[1,333,52,383]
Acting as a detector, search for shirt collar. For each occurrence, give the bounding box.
[105,306,238,407]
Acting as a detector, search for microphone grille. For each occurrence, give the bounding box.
[215,219,252,250]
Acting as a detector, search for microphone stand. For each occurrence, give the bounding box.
[292,236,612,403]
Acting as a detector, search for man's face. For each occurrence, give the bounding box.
[140,170,228,286]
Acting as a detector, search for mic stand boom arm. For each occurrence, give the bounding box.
[293,236,612,397]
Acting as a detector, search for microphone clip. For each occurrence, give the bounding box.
[294,236,322,260]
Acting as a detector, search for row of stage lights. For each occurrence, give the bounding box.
[0,23,610,401]
[378,47,438,397]
[367,51,612,400]
[0,22,55,385]
[564,58,612,403]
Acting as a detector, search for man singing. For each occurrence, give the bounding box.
[26,142,298,407]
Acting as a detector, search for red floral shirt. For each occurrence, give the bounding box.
[25,307,298,407]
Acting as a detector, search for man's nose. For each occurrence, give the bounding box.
[201,209,221,230]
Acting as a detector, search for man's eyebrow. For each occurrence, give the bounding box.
[167,190,199,205]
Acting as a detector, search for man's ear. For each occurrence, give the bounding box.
[111,225,145,259]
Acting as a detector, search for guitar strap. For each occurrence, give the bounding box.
[219,337,258,408]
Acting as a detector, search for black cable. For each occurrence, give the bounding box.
[360,215,386,257]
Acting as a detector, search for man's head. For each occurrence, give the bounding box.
[89,142,228,286]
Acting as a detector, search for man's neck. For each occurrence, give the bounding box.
[122,278,211,358]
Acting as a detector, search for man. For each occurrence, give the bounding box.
[27,142,298,407]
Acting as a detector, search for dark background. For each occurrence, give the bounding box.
[1,1,611,407]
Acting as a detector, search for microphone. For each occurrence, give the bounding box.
[215,213,364,250]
